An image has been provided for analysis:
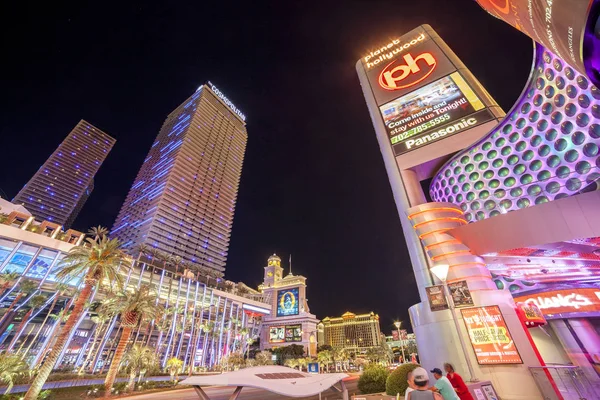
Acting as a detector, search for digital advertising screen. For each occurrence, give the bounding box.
[380,72,494,155]
[269,326,285,343]
[277,287,300,317]
[285,324,302,342]
[461,306,523,365]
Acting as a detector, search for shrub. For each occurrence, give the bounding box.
[358,364,389,394]
[386,363,421,396]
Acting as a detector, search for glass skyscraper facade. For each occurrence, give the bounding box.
[12,120,116,228]
[111,84,247,273]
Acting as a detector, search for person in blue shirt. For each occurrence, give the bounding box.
[431,368,460,400]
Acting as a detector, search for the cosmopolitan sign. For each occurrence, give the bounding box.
[514,288,600,317]
[207,81,246,122]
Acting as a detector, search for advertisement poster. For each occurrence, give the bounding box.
[400,329,408,340]
[269,326,285,343]
[276,287,299,317]
[475,0,593,75]
[449,280,474,308]
[473,388,486,400]
[426,285,448,312]
[285,324,302,342]
[392,330,399,341]
[461,306,523,365]
[482,384,499,400]
[380,72,485,145]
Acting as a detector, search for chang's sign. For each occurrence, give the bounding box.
[514,288,600,318]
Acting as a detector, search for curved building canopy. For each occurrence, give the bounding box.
[181,366,349,398]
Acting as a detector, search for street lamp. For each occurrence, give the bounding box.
[393,321,406,364]
[430,263,478,382]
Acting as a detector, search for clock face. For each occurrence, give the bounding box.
[267,271,273,277]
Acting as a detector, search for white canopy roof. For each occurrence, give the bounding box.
[180,366,348,397]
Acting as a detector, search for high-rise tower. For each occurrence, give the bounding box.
[12,120,115,228]
[111,82,247,273]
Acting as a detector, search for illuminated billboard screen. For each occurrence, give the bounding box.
[276,287,299,317]
[380,72,494,155]
[269,326,285,343]
[461,306,523,365]
[285,324,302,342]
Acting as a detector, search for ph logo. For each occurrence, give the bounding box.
[378,52,437,90]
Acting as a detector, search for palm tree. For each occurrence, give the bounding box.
[0,271,20,295]
[7,293,47,351]
[122,344,156,392]
[101,285,162,396]
[22,283,72,361]
[297,357,308,372]
[170,256,184,276]
[254,350,273,366]
[0,352,29,394]
[166,357,183,382]
[0,279,37,330]
[88,226,109,242]
[318,350,332,372]
[284,358,299,370]
[23,237,128,400]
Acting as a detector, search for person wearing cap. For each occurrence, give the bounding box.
[406,367,443,400]
[431,368,459,400]
[444,363,474,400]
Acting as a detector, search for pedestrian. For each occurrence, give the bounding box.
[404,370,417,400]
[406,367,443,400]
[430,368,459,400]
[444,363,474,400]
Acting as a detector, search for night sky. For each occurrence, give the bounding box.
[0,1,532,332]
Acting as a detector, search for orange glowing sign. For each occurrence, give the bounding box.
[461,306,523,365]
[378,53,437,91]
[514,289,600,317]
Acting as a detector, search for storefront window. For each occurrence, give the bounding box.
[26,249,59,280]
[0,238,18,266]
[46,254,81,286]
[1,244,39,274]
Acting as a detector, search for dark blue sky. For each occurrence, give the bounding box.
[0,1,532,331]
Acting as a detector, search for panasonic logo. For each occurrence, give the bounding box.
[405,117,478,149]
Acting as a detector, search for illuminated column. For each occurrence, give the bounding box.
[407,202,496,291]
[405,202,549,400]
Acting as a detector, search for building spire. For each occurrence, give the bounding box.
[289,253,292,275]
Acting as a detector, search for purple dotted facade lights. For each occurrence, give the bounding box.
[431,45,600,222]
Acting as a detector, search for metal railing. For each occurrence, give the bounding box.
[529,365,600,400]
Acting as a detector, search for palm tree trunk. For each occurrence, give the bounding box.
[22,294,60,359]
[16,325,36,355]
[7,308,33,350]
[100,325,122,374]
[127,371,137,392]
[0,293,24,330]
[23,283,93,400]
[104,326,133,396]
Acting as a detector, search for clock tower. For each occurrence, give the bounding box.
[263,253,283,287]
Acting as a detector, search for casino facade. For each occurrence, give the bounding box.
[357,17,600,399]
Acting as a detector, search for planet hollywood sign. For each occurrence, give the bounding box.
[363,33,427,70]
[514,288,600,317]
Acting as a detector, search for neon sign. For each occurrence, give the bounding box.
[363,33,426,69]
[378,53,437,90]
[514,289,600,317]
[206,81,246,122]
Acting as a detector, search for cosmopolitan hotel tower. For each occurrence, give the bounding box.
[12,120,116,228]
[112,83,247,272]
